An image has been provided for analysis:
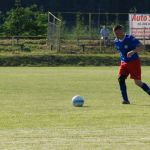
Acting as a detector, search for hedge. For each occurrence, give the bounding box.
[0,54,150,66]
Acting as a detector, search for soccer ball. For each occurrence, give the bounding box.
[72,95,84,107]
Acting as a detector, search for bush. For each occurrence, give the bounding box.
[2,5,47,36]
[0,54,150,66]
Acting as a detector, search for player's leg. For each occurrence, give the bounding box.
[118,75,130,104]
[129,59,150,95]
[134,80,150,95]
[118,62,130,104]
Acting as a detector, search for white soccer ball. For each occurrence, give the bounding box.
[72,95,84,107]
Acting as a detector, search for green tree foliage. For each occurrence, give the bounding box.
[2,5,47,36]
[73,12,87,38]
[0,0,150,13]
[0,0,150,37]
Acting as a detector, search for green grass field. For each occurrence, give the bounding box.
[0,67,150,150]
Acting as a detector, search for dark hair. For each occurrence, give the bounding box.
[113,24,123,31]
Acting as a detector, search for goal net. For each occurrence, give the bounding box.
[47,12,61,51]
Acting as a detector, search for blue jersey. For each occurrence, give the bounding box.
[114,34,140,62]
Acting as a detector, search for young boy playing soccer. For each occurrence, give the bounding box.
[113,24,150,104]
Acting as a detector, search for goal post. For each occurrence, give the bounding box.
[47,12,61,51]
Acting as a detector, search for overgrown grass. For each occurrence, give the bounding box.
[0,67,150,149]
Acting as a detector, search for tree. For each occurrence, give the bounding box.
[2,5,47,36]
[73,12,87,38]
[1,0,150,13]
[15,0,21,8]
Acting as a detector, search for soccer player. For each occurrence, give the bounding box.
[113,24,150,104]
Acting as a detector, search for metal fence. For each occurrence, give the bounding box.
[54,12,150,53]
[55,12,129,38]
[51,12,128,53]
[0,12,149,53]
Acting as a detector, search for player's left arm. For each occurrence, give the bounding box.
[127,42,144,58]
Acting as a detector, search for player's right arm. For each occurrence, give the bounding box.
[127,43,144,58]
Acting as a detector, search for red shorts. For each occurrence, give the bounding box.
[118,59,141,80]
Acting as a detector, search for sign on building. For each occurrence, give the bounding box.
[129,13,150,39]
